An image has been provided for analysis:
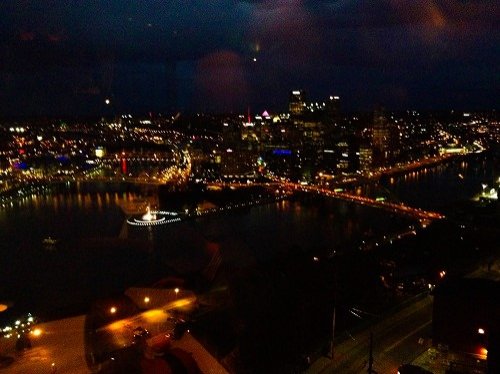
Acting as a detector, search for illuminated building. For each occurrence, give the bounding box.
[359,143,373,172]
[326,95,341,120]
[321,148,336,174]
[372,106,398,166]
[335,141,349,171]
[372,107,390,159]
[264,147,297,180]
[289,90,306,116]
[220,148,257,179]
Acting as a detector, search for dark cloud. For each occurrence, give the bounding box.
[0,0,498,115]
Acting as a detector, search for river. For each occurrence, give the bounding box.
[0,153,496,324]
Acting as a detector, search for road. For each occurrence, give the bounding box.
[308,295,433,374]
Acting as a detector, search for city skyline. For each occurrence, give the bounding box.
[0,2,498,373]
[0,1,498,116]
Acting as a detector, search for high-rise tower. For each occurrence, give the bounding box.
[372,106,398,166]
[372,106,390,157]
[289,90,306,116]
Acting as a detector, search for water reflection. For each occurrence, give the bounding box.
[356,155,495,210]
[0,154,494,321]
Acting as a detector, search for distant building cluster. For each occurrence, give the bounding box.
[185,90,495,184]
[0,92,497,194]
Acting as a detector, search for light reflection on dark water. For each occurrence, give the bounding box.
[357,155,496,210]
[134,199,411,264]
[0,154,495,320]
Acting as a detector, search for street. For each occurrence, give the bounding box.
[308,295,433,374]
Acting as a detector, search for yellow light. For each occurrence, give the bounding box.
[110,307,117,314]
[95,148,105,158]
[174,288,179,294]
[144,297,150,304]
[480,347,488,357]
[31,328,42,337]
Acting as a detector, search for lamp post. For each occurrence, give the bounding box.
[368,331,374,374]
[331,305,336,360]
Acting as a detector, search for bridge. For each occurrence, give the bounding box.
[208,176,445,222]
[281,181,445,221]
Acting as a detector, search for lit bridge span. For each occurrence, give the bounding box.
[208,178,444,221]
[282,182,445,221]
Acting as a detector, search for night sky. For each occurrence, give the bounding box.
[0,0,498,117]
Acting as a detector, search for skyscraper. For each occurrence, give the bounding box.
[326,95,341,120]
[359,143,373,172]
[289,90,306,116]
[372,106,391,166]
[371,106,400,167]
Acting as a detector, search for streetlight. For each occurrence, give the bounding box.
[144,297,150,304]
[478,328,485,335]
[31,328,42,337]
[110,307,117,314]
[174,288,179,298]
